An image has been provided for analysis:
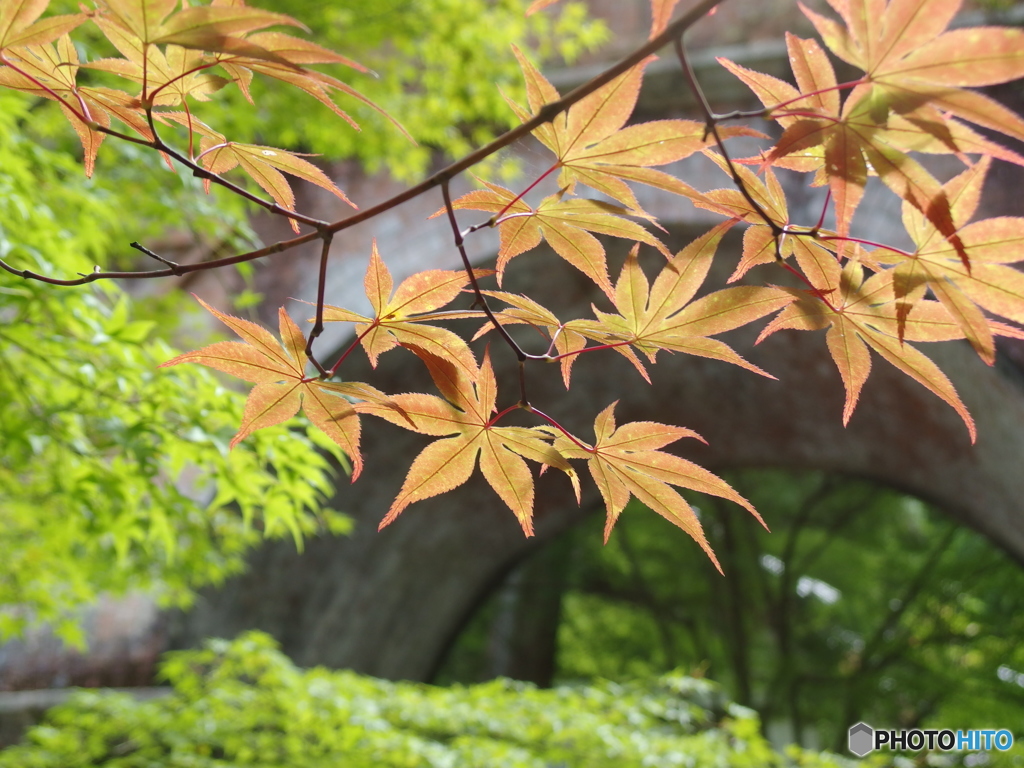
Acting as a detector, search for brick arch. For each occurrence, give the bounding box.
[172,224,1024,681]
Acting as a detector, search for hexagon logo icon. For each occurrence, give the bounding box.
[849,722,874,757]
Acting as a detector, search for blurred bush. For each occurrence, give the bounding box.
[0,631,853,767]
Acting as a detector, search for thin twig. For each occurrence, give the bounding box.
[130,242,182,273]
[518,359,528,406]
[306,234,334,378]
[143,111,327,230]
[674,35,849,311]
[441,180,535,371]
[674,36,779,236]
[0,52,90,124]
[0,232,317,286]
[323,0,726,240]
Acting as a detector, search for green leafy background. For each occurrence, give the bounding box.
[0,631,853,768]
[0,91,349,645]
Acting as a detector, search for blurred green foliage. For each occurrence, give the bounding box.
[554,472,1024,759]
[974,0,1022,12]
[0,631,853,767]
[178,0,609,181]
[439,471,1024,764]
[0,90,350,645]
[0,0,606,645]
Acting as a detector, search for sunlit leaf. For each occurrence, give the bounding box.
[547,401,763,571]
[160,296,390,479]
[361,350,576,536]
[321,241,490,382]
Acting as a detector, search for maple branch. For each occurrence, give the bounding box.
[304,0,725,237]
[91,122,160,149]
[0,91,327,245]
[130,241,182,273]
[519,359,529,406]
[673,34,850,310]
[143,107,328,230]
[0,77,337,285]
[478,313,628,371]
[441,179,532,369]
[674,36,780,239]
[305,233,334,378]
[442,181,565,407]
[7,0,727,286]
[0,230,321,285]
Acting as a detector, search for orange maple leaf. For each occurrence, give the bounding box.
[87,0,405,134]
[546,401,764,573]
[0,0,82,51]
[797,0,1024,264]
[446,180,669,298]
[209,29,409,136]
[92,0,298,49]
[525,0,561,15]
[693,152,841,280]
[361,350,577,536]
[754,255,1016,441]
[0,36,151,175]
[86,20,231,106]
[320,241,490,383]
[569,225,795,382]
[196,130,355,232]
[650,0,684,38]
[507,46,761,213]
[868,158,1024,365]
[152,113,354,233]
[720,30,1024,267]
[801,0,1024,151]
[477,226,796,387]
[160,296,390,479]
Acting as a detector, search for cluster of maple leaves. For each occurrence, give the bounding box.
[3,0,1024,570]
